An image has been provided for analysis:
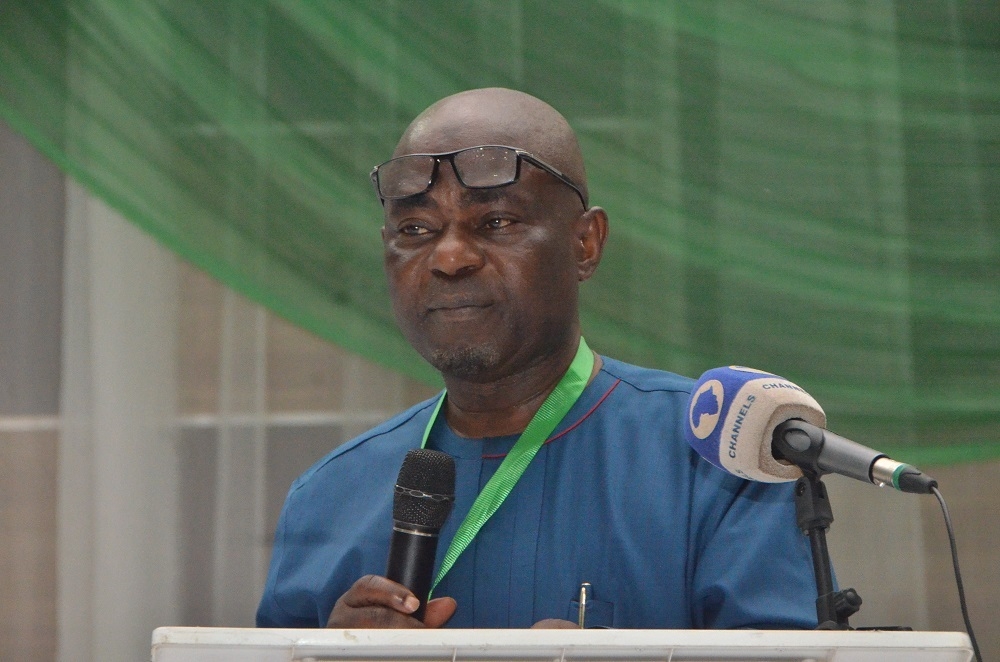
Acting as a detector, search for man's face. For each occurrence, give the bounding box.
[381,150,584,383]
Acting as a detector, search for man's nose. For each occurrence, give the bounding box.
[426,162,484,277]
[429,224,484,277]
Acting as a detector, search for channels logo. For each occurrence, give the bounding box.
[689,379,723,440]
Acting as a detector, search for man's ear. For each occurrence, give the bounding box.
[575,206,609,282]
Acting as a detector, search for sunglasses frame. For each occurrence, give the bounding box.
[370,145,587,209]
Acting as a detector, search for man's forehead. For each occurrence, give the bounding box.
[385,176,536,213]
[388,89,586,195]
[393,103,545,157]
[395,127,536,158]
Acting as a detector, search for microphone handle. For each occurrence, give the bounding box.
[773,419,881,484]
[385,526,439,621]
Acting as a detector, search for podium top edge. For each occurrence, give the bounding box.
[151,626,974,649]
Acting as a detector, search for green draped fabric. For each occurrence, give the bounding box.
[2,0,997,464]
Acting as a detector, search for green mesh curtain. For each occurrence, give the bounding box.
[2,1,997,463]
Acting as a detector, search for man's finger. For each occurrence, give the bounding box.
[326,575,426,628]
[341,575,419,613]
[422,597,457,628]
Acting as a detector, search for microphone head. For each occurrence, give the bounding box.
[685,366,827,483]
[393,448,456,531]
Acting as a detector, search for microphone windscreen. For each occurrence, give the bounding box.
[685,366,827,483]
[393,449,456,530]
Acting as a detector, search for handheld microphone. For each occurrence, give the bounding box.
[684,366,937,494]
[386,448,455,620]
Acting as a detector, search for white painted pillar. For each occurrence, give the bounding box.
[58,182,180,661]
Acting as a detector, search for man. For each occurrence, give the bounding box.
[256,88,818,629]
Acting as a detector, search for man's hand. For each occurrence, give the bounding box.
[326,575,456,628]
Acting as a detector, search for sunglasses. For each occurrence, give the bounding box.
[370,145,587,209]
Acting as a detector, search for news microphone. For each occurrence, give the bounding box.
[684,366,937,494]
[386,448,455,620]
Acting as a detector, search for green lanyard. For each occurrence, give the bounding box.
[419,337,595,594]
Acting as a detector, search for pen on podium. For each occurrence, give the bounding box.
[577,582,591,628]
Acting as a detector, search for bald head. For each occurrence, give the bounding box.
[381,88,609,394]
[394,88,589,205]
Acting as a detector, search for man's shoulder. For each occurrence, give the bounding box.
[288,394,441,496]
[598,355,695,396]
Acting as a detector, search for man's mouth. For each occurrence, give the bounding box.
[427,297,491,311]
[426,299,493,317]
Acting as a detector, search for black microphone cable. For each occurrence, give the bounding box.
[931,486,981,662]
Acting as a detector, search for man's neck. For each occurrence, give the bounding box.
[441,341,601,439]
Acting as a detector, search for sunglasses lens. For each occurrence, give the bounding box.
[376,155,437,198]
[453,146,518,188]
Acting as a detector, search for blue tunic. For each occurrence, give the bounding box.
[256,357,818,629]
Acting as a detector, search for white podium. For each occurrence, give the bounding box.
[151,627,973,662]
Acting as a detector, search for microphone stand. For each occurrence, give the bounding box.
[774,423,862,629]
[792,471,861,629]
